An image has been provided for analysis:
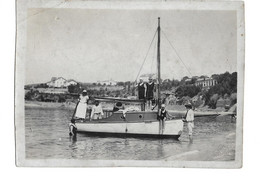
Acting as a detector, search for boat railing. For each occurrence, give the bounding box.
[103,109,114,118]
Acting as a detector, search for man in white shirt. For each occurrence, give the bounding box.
[91,100,104,120]
[183,103,194,143]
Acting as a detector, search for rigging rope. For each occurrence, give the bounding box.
[133,27,217,114]
[161,30,218,114]
[161,29,193,77]
[150,35,157,73]
[134,29,158,83]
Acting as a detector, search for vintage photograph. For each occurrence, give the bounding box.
[15,0,244,167]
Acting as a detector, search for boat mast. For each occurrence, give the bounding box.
[157,17,161,109]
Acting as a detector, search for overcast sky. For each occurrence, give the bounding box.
[26,8,237,84]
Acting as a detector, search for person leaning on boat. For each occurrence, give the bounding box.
[158,104,175,134]
[91,100,104,120]
[69,119,77,136]
[183,103,194,143]
[74,90,89,119]
[113,102,124,112]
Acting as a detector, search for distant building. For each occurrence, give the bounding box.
[46,77,78,88]
[139,73,156,82]
[184,78,192,82]
[97,79,117,86]
[66,79,78,87]
[195,77,217,90]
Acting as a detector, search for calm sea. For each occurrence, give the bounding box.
[25,106,236,161]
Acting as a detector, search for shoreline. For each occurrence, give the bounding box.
[24,100,228,113]
[25,101,76,109]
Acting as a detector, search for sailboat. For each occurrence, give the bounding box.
[75,18,184,139]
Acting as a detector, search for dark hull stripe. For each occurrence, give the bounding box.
[76,119,182,124]
[77,131,181,139]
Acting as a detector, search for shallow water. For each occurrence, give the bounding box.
[25,106,236,160]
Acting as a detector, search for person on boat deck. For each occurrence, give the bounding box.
[136,78,146,100]
[113,102,124,112]
[69,119,77,136]
[91,100,104,120]
[74,90,89,119]
[183,103,194,143]
[146,77,155,109]
[158,104,175,134]
[136,78,146,111]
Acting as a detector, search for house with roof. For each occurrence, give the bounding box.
[46,77,78,88]
[66,79,78,87]
[194,77,217,90]
[97,79,117,86]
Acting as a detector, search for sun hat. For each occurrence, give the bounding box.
[115,102,123,107]
[82,90,87,93]
[185,103,192,108]
[161,104,166,108]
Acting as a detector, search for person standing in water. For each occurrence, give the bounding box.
[146,77,155,109]
[74,90,89,120]
[69,119,77,136]
[158,104,175,134]
[183,103,194,143]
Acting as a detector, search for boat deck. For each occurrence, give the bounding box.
[76,110,161,123]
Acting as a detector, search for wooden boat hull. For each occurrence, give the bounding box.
[76,119,183,139]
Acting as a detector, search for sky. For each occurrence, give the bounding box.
[26,8,237,84]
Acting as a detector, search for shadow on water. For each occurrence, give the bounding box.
[67,133,183,160]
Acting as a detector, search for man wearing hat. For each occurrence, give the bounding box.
[113,102,124,112]
[158,104,175,134]
[183,102,194,143]
[91,100,104,120]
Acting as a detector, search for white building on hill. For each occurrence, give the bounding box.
[97,79,117,86]
[195,77,217,90]
[66,79,78,86]
[46,77,78,88]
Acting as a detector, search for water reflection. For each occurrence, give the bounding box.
[69,135,77,143]
[156,139,165,158]
[25,107,236,160]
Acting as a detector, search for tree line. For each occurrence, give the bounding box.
[25,71,237,109]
